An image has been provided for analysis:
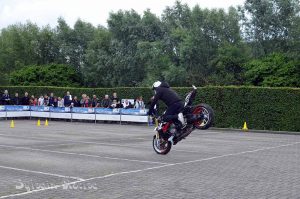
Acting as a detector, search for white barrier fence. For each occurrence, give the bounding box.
[0,106,149,124]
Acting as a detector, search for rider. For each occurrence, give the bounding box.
[148,81,185,136]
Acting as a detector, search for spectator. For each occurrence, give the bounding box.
[111,92,122,108]
[134,96,145,109]
[101,95,112,108]
[12,93,21,105]
[1,90,10,105]
[33,97,38,106]
[147,96,159,116]
[139,96,145,109]
[110,99,122,109]
[53,97,58,107]
[80,94,87,107]
[83,96,90,107]
[44,94,49,106]
[111,92,119,102]
[72,96,81,107]
[38,95,44,106]
[64,91,72,107]
[22,92,30,105]
[48,93,54,106]
[58,97,64,107]
[29,95,35,106]
[91,95,98,107]
[122,99,133,109]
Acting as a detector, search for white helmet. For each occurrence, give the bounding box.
[152,81,161,90]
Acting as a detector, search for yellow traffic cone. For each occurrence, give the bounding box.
[37,119,41,127]
[45,119,48,126]
[242,121,248,131]
[10,120,15,128]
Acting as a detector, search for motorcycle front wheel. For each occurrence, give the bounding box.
[152,133,172,155]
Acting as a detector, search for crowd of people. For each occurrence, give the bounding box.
[0,90,150,110]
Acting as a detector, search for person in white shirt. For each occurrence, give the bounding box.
[38,95,44,106]
[57,97,64,107]
[122,99,132,109]
[134,96,145,109]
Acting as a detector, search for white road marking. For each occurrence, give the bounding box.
[0,144,169,165]
[1,141,299,199]
[0,165,83,181]
[0,133,146,146]
[36,143,80,148]
[0,133,294,154]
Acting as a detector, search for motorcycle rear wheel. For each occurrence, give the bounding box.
[152,134,172,155]
[193,103,214,130]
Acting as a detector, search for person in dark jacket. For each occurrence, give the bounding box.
[13,93,21,105]
[148,81,185,134]
[111,92,121,108]
[147,96,159,116]
[64,91,72,107]
[22,92,30,105]
[53,97,58,107]
[72,96,81,107]
[111,92,119,102]
[91,95,98,107]
[48,93,55,106]
[101,95,112,108]
[44,94,49,106]
[1,90,10,105]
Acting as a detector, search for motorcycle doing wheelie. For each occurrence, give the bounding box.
[152,86,214,155]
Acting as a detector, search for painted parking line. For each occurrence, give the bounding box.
[0,144,169,165]
[0,165,83,181]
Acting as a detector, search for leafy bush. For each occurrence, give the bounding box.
[9,64,82,87]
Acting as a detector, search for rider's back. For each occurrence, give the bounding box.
[155,82,181,107]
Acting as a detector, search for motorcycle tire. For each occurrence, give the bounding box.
[192,103,214,130]
[152,134,172,155]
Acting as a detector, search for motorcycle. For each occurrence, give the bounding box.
[152,85,214,155]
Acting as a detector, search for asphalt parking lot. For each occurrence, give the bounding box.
[0,120,299,199]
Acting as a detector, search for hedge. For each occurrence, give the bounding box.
[1,86,299,132]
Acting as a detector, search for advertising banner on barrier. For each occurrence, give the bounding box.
[120,109,148,115]
[0,106,5,111]
[49,107,71,113]
[5,105,30,111]
[72,107,94,114]
[30,106,50,112]
[95,108,120,115]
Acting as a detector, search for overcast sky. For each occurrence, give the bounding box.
[0,0,245,29]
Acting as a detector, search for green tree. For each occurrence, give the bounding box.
[209,42,251,85]
[36,26,59,65]
[240,0,300,56]
[55,18,96,71]
[244,53,300,87]
[107,10,146,86]
[0,22,40,84]
[83,27,113,87]
[180,6,242,85]
[162,1,192,66]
